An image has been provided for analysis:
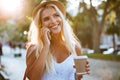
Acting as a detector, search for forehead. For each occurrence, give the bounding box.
[41,7,57,17]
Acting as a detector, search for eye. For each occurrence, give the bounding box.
[43,17,49,22]
[54,13,60,17]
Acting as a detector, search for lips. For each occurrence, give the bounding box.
[51,24,59,29]
[49,23,61,33]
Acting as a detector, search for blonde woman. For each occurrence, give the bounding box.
[24,0,90,80]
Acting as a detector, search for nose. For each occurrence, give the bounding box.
[50,17,56,24]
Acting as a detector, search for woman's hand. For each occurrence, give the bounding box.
[41,27,51,48]
[85,60,90,74]
[73,60,90,80]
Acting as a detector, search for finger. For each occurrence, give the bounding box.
[86,68,90,71]
[44,28,50,38]
[87,71,90,74]
[85,64,90,68]
[73,65,76,68]
[86,67,90,75]
[47,32,51,40]
[86,60,89,64]
[41,28,50,38]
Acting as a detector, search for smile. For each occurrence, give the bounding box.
[51,24,59,29]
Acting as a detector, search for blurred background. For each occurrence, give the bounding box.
[0,0,120,80]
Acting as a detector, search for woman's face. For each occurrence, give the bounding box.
[41,7,62,34]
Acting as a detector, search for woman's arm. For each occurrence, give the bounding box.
[74,45,83,80]
[26,27,51,80]
[74,45,90,80]
[26,44,49,80]
[75,45,82,56]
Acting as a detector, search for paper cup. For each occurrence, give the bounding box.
[74,55,88,74]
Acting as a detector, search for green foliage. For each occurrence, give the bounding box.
[106,25,120,36]
[72,4,93,48]
[13,18,30,42]
[0,17,30,43]
[0,22,16,41]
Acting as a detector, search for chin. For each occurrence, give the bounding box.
[51,28,61,34]
[52,31,61,34]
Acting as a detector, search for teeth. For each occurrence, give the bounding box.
[51,24,58,29]
[52,26,56,29]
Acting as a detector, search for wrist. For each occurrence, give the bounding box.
[74,73,82,80]
[43,45,50,53]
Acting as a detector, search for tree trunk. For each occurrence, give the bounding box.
[90,0,110,53]
[112,34,117,55]
[113,34,116,49]
[92,26,101,53]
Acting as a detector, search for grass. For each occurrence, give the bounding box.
[83,53,120,62]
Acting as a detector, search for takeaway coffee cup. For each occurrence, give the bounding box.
[74,55,88,74]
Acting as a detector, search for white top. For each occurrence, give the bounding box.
[42,54,76,80]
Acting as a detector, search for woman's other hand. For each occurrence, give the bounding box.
[85,60,90,74]
[73,60,90,80]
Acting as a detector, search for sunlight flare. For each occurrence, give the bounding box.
[1,0,22,12]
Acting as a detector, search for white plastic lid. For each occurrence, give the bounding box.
[74,55,88,59]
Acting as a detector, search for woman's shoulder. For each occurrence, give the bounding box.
[26,44,37,66]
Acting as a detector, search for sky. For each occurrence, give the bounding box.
[0,0,23,20]
[67,0,102,16]
[0,0,102,20]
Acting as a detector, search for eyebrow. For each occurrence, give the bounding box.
[54,12,59,15]
[42,11,58,19]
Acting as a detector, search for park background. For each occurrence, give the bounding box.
[0,0,120,80]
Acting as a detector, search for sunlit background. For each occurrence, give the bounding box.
[0,0,120,80]
[0,0,102,20]
[67,0,102,16]
[1,0,22,12]
[0,0,24,20]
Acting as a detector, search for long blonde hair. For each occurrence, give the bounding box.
[28,4,81,72]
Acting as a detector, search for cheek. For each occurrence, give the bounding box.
[58,18,63,25]
[42,22,49,28]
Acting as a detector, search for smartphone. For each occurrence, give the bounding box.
[47,32,51,40]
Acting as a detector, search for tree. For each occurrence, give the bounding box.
[74,0,120,53]
[106,23,120,53]
[73,2,93,48]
